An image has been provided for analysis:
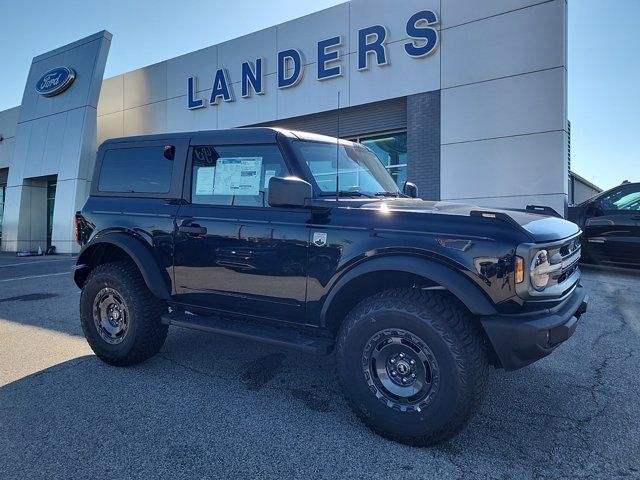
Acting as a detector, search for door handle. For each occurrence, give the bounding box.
[178,223,207,235]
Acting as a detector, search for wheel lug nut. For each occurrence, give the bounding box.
[399,353,405,358]
[410,359,415,365]
[411,373,416,378]
[402,378,407,384]
[390,358,396,364]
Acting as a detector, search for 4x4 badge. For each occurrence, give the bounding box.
[313,232,327,247]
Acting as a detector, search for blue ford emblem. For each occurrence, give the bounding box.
[35,67,76,97]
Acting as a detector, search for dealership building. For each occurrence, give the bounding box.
[0,0,595,254]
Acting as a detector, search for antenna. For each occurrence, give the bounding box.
[336,91,340,201]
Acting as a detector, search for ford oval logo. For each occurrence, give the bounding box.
[35,67,76,97]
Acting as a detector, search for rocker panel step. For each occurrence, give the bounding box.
[162,311,334,355]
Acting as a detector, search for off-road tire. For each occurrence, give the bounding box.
[336,288,489,446]
[80,261,168,366]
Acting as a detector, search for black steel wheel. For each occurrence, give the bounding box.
[336,288,489,446]
[92,287,130,345]
[364,329,440,412]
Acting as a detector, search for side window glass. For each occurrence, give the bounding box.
[600,186,640,212]
[191,144,290,207]
[612,190,640,211]
[99,146,174,193]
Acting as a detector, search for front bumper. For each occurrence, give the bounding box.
[480,285,588,370]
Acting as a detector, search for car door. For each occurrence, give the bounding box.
[172,142,311,324]
[583,184,640,265]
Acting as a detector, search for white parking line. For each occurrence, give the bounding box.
[0,258,76,268]
[0,272,69,283]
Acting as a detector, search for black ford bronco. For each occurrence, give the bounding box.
[73,128,587,446]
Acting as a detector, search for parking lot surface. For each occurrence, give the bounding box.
[0,254,638,479]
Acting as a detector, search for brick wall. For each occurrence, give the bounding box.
[407,91,441,200]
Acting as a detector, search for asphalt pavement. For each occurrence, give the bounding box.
[0,254,639,479]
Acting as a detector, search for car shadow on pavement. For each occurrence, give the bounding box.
[0,275,80,338]
[1,269,639,479]
[1,313,639,480]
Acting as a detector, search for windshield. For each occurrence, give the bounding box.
[291,140,400,196]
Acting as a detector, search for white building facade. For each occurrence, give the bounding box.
[0,0,569,254]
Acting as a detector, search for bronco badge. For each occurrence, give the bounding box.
[313,232,327,247]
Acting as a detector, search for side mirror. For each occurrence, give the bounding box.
[403,181,419,198]
[268,176,312,208]
[163,145,175,160]
[587,201,602,216]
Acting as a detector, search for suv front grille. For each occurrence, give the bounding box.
[546,235,582,293]
[559,238,581,258]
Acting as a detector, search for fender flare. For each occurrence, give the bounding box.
[320,255,497,325]
[74,232,171,300]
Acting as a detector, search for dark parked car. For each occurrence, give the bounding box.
[568,182,640,267]
[73,128,587,446]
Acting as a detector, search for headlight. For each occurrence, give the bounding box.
[530,250,551,291]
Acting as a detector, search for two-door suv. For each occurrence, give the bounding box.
[73,128,587,445]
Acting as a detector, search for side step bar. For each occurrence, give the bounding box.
[161,311,334,355]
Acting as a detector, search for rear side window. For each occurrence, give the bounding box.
[98,146,173,193]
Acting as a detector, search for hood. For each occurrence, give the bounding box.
[358,199,580,243]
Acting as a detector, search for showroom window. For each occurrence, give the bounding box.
[350,132,407,187]
[47,180,56,248]
[0,184,5,242]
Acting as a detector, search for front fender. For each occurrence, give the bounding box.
[320,254,497,326]
[74,232,171,300]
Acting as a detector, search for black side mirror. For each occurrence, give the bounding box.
[587,201,602,216]
[403,181,419,198]
[268,176,312,208]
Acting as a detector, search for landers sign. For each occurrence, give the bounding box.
[187,10,439,110]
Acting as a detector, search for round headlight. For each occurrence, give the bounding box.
[530,250,551,291]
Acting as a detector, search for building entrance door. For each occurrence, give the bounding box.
[47,180,56,249]
[0,183,5,244]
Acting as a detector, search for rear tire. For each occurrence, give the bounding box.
[336,288,489,446]
[80,261,168,366]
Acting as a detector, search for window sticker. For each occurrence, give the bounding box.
[195,166,216,195]
[264,169,276,188]
[214,157,263,196]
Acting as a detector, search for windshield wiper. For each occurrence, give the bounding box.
[319,191,375,198]
[375,192,403,197]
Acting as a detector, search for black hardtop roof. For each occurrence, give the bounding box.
[99,127,349,147]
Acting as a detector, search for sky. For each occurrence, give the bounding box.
[0,0,638,190]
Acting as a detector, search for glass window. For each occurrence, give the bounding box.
[355,132,407,187]
[613,191,640,211]
[47,180,56,248]
[191,144,290,207]
[291,140,399,195]
[0,184,5,242]
[600,186,640,211]
[99,146,174,193]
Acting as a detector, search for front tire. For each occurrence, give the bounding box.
[336,288,489,446]
[80,261,168,366]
